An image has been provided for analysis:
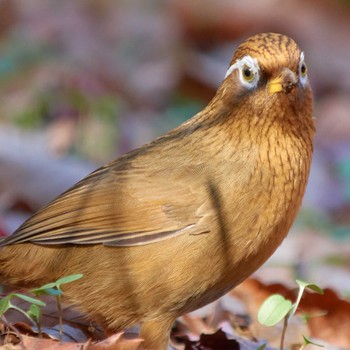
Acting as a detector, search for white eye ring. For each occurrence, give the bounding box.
[225,55,260,89]
[299,52,308,87]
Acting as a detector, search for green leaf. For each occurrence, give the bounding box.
[303,335,324,347]
[296,280,324,295]
[27,304,40,321]
[55,274,83,286]
[31,287,62,296]
[31,282,56,292]
[0,295,13,316]
[258,294,293,326]
[290,280,324,318]
[256,344,267,350]
[13,293,46,307]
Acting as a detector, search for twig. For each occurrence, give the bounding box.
[280,315,288,350]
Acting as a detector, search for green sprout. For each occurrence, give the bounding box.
[257,280,324,350]
[0,292,46,335]
[0,273,83,341]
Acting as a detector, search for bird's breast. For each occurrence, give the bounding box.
[209,132,312,273]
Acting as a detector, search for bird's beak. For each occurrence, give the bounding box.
[268,68,298,95]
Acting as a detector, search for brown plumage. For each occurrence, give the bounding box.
[0,33,314,349]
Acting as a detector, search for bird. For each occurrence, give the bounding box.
[0,33,314,349]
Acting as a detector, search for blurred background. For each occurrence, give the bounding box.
[1,0,350,295]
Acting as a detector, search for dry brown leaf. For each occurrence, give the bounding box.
[85,333,144,350]
[0,333,144,350]
[180,314,214,336]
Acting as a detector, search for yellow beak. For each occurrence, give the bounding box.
[268,77,284,94]
[268,68,298,95]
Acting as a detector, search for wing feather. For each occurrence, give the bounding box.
[1,158,210,247]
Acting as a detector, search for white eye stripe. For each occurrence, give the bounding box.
[224,55,260,89]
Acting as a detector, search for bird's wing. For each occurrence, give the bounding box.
[1,158,213,247]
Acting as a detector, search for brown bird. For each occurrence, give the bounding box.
[0,33,314,349]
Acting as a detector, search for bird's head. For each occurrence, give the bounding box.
[217,32,313,127]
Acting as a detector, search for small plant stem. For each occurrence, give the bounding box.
[37,306,43,338]
[56,294,63,342]
[280,315,289,350]
[289,287,303,320]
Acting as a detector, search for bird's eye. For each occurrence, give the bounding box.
[298,52,308,87]
[238,60,259,88]
[300,62,307,77]
[224,55,260,89]
[242,65,254,82]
